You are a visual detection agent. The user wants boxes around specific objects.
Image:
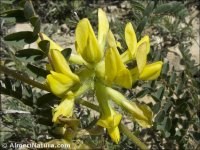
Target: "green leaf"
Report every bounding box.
[137,16,148,35]
[143,1,154,17]
[130,1,145,12]
[136,89,149,98]
[4,31,38,44]
[162,117,172,131]
[27,63,50,78]
[61,48,72,60]
[24,0,35,19]
[161,62,169,75]
[30,16,41,36]
[169,71,177,85]
[151,86,165,101]
[15,49,44,58]
[0,9,27,23]
[175,81,183,95]
[37,93,58,108]
[163,100,173,113]
[154,1,189,18]
[155,110,165,123]
[38,40,50,55]
[164,130,171,138]
[152,103,160,114]
[177,102,188,113]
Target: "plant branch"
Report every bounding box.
[119,123,149,150]
[0,65,50,92]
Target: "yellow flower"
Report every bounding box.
[106,87,153,128]
[120,22,163,83]
[75,9,109,64]
[46,71,77,97]
[120,22,137,63]
[37,9,163,144]
[130,35,163,83]
[95,82,122,144]
[52,92,74,123]
[46,49,79,97]
[105,30,132,89]
[49,49,79,81]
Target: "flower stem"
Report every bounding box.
[0,65,50,92]
[119,123,149,150]
[75,98,99,112]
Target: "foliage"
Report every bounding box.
[0,0,199,150]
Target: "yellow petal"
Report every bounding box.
[50,49,79,81]
[107,29,117,48]
[105,31,119,84]
[105,47,118,84]
[98,8,109,52]
[46,72,74,97]
[125,22,137,57]
[115,68,132,89]
[75,18,88,55]
[37,33,63,51]
[97,113,122,129]
[52,95,74,123]
[137,35,150,54]
[120,50,133,63]
[139,61,163,80]
[50,71,75,85]
[75,18,102,63]
[136,38,147,74]
[107,127,120,144]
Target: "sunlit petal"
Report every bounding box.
[52,93,74,123]
[98,8,109,52]
[139,61,163,80]
[49,49,79,81]
[105,30,132,88]
[115,68,132,89]
[125,22,137,57]
[46,72,75,97]
[107,127,120,144]
[136,38,147,74]
[75,18,102,63]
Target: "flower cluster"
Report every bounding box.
[37,9,163,143]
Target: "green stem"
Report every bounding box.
[119,123,148,150]
[0,65,50,92]
[0,65,148,149]
[75,99,99,112]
